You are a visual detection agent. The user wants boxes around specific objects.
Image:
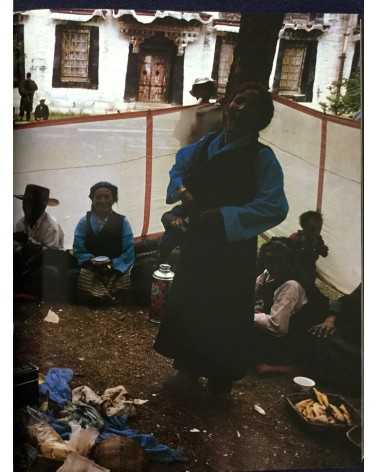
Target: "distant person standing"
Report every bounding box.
[18,72,38,121]
[34,98,49,121]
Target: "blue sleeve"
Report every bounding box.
[220,147,289,242]
[166,142,198,204]
[111,217,135,274]
[73,217,95,266]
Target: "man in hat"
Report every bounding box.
[14,184,65,299]
[34,99,50,121]
[174,77,222,147]
[18,72,38,121]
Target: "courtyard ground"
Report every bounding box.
[14,297,362,472]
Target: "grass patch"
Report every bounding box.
[48,112,90,120]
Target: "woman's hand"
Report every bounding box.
[179,188,195,212]
[308,315,336,338]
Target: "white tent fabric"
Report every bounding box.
[14,100,361,293]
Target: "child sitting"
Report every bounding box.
[289,210,329,287]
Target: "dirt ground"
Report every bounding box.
[14,300,362,472]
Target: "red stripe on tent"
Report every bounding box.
[141,110,153,237]
[316,118,328,211]
[272,95,361,129]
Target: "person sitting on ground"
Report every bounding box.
[305,284,361,393]
[289,210,329,287]
[14,184,64,300]
[252,238,326,374]
[34,98,49,121]
[73,181,135,305]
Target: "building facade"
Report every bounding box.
[13,10,361,115]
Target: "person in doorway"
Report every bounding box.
[14,184,65,300]
[154,82,289,397]
[73,182,135,305]
[34,98,49,121]
[18,72,38,121]
[289,210,329,287]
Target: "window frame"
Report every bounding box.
[52,23,99,89]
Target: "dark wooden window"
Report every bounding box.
[351,41,360,75]
[212,36,236,97]
[273,39,318,102]
[278,46,307,92]
[14,24,25,88]
[52,24,99,89]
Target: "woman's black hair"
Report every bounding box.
[228,81,274,131]
[299,210,323,229]
[258,238,293,277]
[89,181,118,202]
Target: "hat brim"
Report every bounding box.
[14,194,60,206]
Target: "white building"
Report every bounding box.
[13,9,360,114]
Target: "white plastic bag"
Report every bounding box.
[66,423,99,457]
[57,452,110,472]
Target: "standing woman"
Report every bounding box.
[73,182,135,304]
[154,82,289,396]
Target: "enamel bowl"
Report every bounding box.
[293,376,316,392]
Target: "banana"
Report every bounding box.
[339,404,352,425]
[313,388,329,408]
[313,414,329,424]
[329,404,346,423]
[296,399,313,408]
[312,402,326,417]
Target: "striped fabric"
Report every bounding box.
[77,266,132,303]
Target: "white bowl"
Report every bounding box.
[293,376,316,391]
[92,256,110,265]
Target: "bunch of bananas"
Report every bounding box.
[295,388,352,425]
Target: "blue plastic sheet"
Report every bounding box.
[97,416,187,463]
[39,368,73,407]
[41,368,187,463]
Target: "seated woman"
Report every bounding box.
[305,284,361,394]
[73,181,135,304]
[252,238,322,374]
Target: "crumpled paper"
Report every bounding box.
[71,384,149,418]
[102,385,136,417]
[72,386,103,407]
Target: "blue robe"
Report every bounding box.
[155,132,289,381]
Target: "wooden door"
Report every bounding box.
[278,46,307,92]
[138,53,170,102]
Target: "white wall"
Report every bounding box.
[182,25,217,105]
[13,10,131,115]
[312,14,358,105]
[14,10,218,113]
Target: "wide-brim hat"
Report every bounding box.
[190,77,215,96]
[14,184,59,206]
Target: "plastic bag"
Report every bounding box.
[101,385,136,417]
[66,423,99,457]
[56,452,110,472]
[27,420,74,461]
